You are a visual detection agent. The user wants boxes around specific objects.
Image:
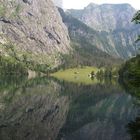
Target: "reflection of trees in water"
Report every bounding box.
[127,116,140,140]
[119,72,140,99]
[120,77,140,140]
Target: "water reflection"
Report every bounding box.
[57,80,139,140]
[127,116,140,140]
[121,79,140,140]
[0,76,69,140]
[0,76,140,140]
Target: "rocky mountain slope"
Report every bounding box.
[58,8,122,68]
[0,0,71,70]
[67,3,140,58]
[67,3,136,32]
[53,0,63,8]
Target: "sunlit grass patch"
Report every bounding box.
[51,66,100,85]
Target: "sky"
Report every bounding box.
[63,0,140,10]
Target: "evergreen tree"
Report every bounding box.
[132,10,140,42]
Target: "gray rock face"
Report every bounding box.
[53,0,63,8]
[0,0,71,68]
[68,3,136,32]
[67,3,140,58]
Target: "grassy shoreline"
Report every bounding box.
[51,66,100,85]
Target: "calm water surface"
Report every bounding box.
[0,76,139,140]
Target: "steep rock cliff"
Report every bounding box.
[68,3,136,32]
[0,0,71,69]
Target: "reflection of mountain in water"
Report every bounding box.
[0,76,69,140]
[57,81,139,140]
[0,76,140,140]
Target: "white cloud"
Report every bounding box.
[63,0,140,10]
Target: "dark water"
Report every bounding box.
[0,76,140,140]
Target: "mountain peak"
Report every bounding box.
[86,3,98,9]
[86,3,134,10]
[67,3,139,58]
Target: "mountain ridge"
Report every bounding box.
[67,3,136,32]
[66,3,140,59]
[58,7,122,68]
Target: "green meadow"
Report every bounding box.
[51,66,101,85]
